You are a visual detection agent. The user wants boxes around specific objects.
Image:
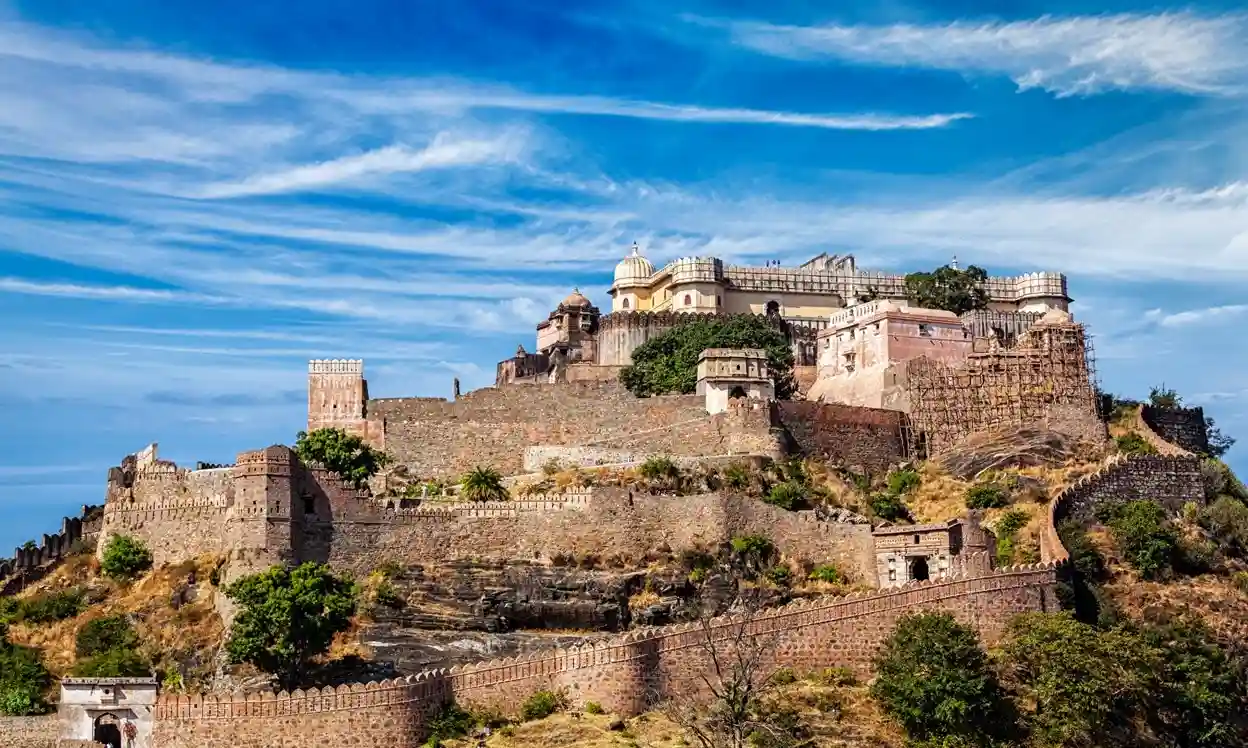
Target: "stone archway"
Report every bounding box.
[728,386,747,400]
[93,713,123,748]
[908,556,930,582]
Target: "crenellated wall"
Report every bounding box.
[1140,404,1209,455]
[150,563,1056,747]
[0,505,102,595]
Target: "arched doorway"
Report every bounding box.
[765,300,780,316]
[93,714,122,748]
[728,386,747,400]
[908,557,930,582]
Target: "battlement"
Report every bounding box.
[235,446,295,466]
[308,359,364,375]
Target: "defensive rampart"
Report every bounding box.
[776,401,910,472]
[367,382,784,477]
[0,506,102,595]
[0,717,60,748]
[151,563,1055,747]
[1140,404,1209,455]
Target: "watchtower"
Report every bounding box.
[307,359,367,432]
[696,348,774,414]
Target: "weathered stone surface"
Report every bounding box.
[936,427,1094,479]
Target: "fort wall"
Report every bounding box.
[0,716,60,748]
[150,564,1055,747]
[368,382,784,478]
[0,506,102,595]
[776,402,909,473]
[1141,405,1209,455]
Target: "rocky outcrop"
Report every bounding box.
[936,427,1097,480]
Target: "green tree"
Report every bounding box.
[998,612,1155,747]
[224,563,357,690]
[459,466,508,502]
[294,428,390,488]
[903,264,990,315]
[619,315,796,398]
[871,612,1013,746]
[71,648,151,678]
[1103,501,1177,580]
[100,535,153,581]
[0,623,51,716]
[1141,619,1248,747]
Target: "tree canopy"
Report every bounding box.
[904,264,990,315]
[224,563,357,690]
[619,315,796,398]
[294,428,390,487]
[0,623,50,716]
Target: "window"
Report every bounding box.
[716,295,721,306]
[303,495,315,516]
[918,324,932,337]
[621,298,630,309]
[913,534,921,545]
[683,294,692,306]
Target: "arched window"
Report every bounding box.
[683,294,692,306]
[622,298,630,309]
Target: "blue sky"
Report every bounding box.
[2,0,1247,552]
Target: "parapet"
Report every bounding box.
[309,359,364,375]
[235,445,296,467]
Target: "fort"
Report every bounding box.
[0,249,1218,748]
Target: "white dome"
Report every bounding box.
[613,244,654,285]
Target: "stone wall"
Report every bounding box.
[1141,405,1209,455]
[776,402,910,473]
[150,564,1056,747]
[304,486,878,581]
[100,465,235,566]
[1053,454,1205,525]
[368,382,783,478]
[0,716,59,748]
[0,506,102,595]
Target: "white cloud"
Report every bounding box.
[197,130,531,199]
[708,13,1248,97]
[1144,304,1248,328]
[0,277,233,305]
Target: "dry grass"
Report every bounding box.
[6,555,225,681]
[437,680,905,748]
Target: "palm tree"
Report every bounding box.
[460,466,508,502]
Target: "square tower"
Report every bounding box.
[307,359,367,432]
[696,348,774,414]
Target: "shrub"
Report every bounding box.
[520,689,567,721]
[765,565,793,586]
[100,535,153,581]
[869,492,910,522]
[1142,619,1248,747]
[992,509,1030,567]
[76,616,139,658]
[1233,571,1248,594]
[964,484,1008,510]
[817,666,857,687]
[808,564,846,584]
[870,612,1013,744]
[9,589,85,623]
[1200,496,1248,558]
[764,481,805,511]
[886,468,921,496]
[770,667,797,685]
[423,702,475,746]
[294,428,389,487]
[583,701,604,715]
[541,458,562,476]
[639,455,678,482]
[0,625,51,716]
[71,648,151,678]
[1105,500,1177,580]
[1115,432,1157,455]
[459,466,508,502]
[722,463,751,490]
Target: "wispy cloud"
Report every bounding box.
[702,13,1248,97]
[0,278,232,305]
[1144,303,1248,328]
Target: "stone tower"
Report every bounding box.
[307,359,367,432]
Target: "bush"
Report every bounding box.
[870,612,1013,744]
[992,509,1030,566]
[71,648,151,678]
[0,625,51,716]
[808,564,846,584]
[76,616,139,657]
[423,702,475,746]
[639,455,678,482]
[964,484,1007,510]
[817,666,857,687]
[7,589,85,624]
[765,565,793,586]
[730,534,776,575]
[294,428,390,488]
[770,667,797,685]
[1233,571,1248,594]
[870,492,910,522]
[886,468,921,496]
[1115,432,1157,455]
[520,689,567,721]
[100,535,153,581]
[583,701,604,715]
[1200,496,1248,558]
[619,315,796,398]
[722,463,751,490]
[1105,501,1177,580]
[764,481,805,511]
